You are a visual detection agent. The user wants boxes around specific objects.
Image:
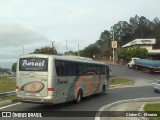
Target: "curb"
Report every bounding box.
[0,99,19,108]
[0,100,12,107]
[109,81,134,88]
[95,97,160,120]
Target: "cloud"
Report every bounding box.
[0,23,50,68]
[0,0,160,68]
[0,23,49,48]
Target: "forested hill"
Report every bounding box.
[80,15,160,58]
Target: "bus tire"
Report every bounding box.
[102,85,105,94]
[75,90,83,103]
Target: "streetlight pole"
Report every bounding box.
[112,31,115,63]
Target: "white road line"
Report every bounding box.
[109,84,152,89]
[0,102,22,110]
[95,97,160,120]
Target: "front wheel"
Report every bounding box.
[102,85,106,94]
[128,65,131,69]
[154,89,158,93]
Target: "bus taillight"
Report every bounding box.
[16,86,19,91]
[48,88,54,91]
[48,88,54,95]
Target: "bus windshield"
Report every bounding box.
[19,58,48,71]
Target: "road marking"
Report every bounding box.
[95,97,160,120]
[109,84,152,89]
[0,102,21,110]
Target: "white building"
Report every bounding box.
[122,38,160,60]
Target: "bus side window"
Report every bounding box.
[102,65,105,75]
[72,62,77,76]
[106,66,109,79]
[75,62,79,75]
[60,61,67,76]
[55,60,61,76]
[66,61,73,76]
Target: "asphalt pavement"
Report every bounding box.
[1,63,160,120]
[97,77,160,120]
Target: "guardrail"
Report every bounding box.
[0,91,16,101]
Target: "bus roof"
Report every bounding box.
[19,54,106,65]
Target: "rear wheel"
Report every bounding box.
[102,85,106,94]
[75,90,83,103]
[154,89,158,93]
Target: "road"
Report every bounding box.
[0,64,160,120]
[108,63,160,81]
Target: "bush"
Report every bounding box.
[119,47,148,62]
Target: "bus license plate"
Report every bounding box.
[25,92,41,96]
[30,92,36,96]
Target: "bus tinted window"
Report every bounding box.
[19,58,48,71]
[55,60,105,76]
[55,60,76,76]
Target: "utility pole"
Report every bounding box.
[112,31,115,63]
[78,43,80,56]
[65,40,68,55]
[51,41,55,54]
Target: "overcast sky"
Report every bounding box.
[0,0,160,68]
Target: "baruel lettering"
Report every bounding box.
[57,79,68,85]
[22,60,45,67]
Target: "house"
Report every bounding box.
[122,38,160,60]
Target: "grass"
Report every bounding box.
[0,96,17,101]
[0,77,17,101]
[0,77,16,93]
[109,77,133,85]
[143,103,160,120]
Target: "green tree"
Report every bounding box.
[32,46,57,55]
[12,63,17,72]
[81,44,101,58]
[111,21,133,45]
[79,15,160,61]
[119,47,148,62]
[152,17,160,39]
[0,67,9,72]
[130,15,153,38]
[97,30,112,57]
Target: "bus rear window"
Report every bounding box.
[19,58,48,71]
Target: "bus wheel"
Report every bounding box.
[102,85,105,94]
[75,90,83,103]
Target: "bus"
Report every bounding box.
[16,54,109,104]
